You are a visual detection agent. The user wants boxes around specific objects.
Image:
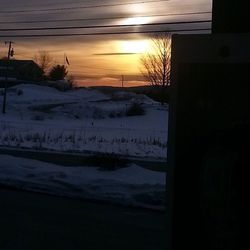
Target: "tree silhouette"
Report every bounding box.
[49,65,68,81]
[140,34,171,87]
[34,51,53,74]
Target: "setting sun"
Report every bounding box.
[1,0,212,87]
[122,16,151,25]
[120,40,150,54]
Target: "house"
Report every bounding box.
[0,60,43,87]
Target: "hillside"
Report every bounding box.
[0,84,168,159]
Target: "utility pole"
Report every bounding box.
[2,41,14,114]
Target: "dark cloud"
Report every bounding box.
[93,52,140,56]
[0,1,212,45]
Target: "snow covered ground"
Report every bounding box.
[0,154,165,210]
[0,83,167,210]
[0,84,168,159]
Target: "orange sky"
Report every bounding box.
[0,0,212,87]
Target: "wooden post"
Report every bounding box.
[168,1,250,250]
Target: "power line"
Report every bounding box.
[4,0,94,9]
[0,28,211,38]
[0,11,212,24]
[0,0,170,14]
[0,20,211,32]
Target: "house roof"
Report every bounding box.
[0,60,38,69]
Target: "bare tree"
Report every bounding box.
[34,51,53,74]
[140,34,171,87]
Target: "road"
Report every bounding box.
[0,187,166,250]
[0,146,167,171]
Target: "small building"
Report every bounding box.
[0,60,43,87]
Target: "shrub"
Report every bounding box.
[51,81,72,91]
[126,103,145,116]
[48,65,67,81]
[17,89,23,96]
[84,153,128,171]
[108,109,125,118]
[31,114,45,121]
[66,74,76,88]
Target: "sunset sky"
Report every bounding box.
[0,0,212,87]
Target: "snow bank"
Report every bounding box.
[0,155,166,210]
[10,84,108,103]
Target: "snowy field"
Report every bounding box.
[0,154,165,210]
[0,84,168,159]
[0,83,167,209]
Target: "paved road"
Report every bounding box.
[0,187,166,250]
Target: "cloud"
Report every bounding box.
[106,74,145,81]
[0,0,212,87]
[74,73,147,87]
[93,52,140,56]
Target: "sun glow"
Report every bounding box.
[122,16,151,25]
[120,40,150,54]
